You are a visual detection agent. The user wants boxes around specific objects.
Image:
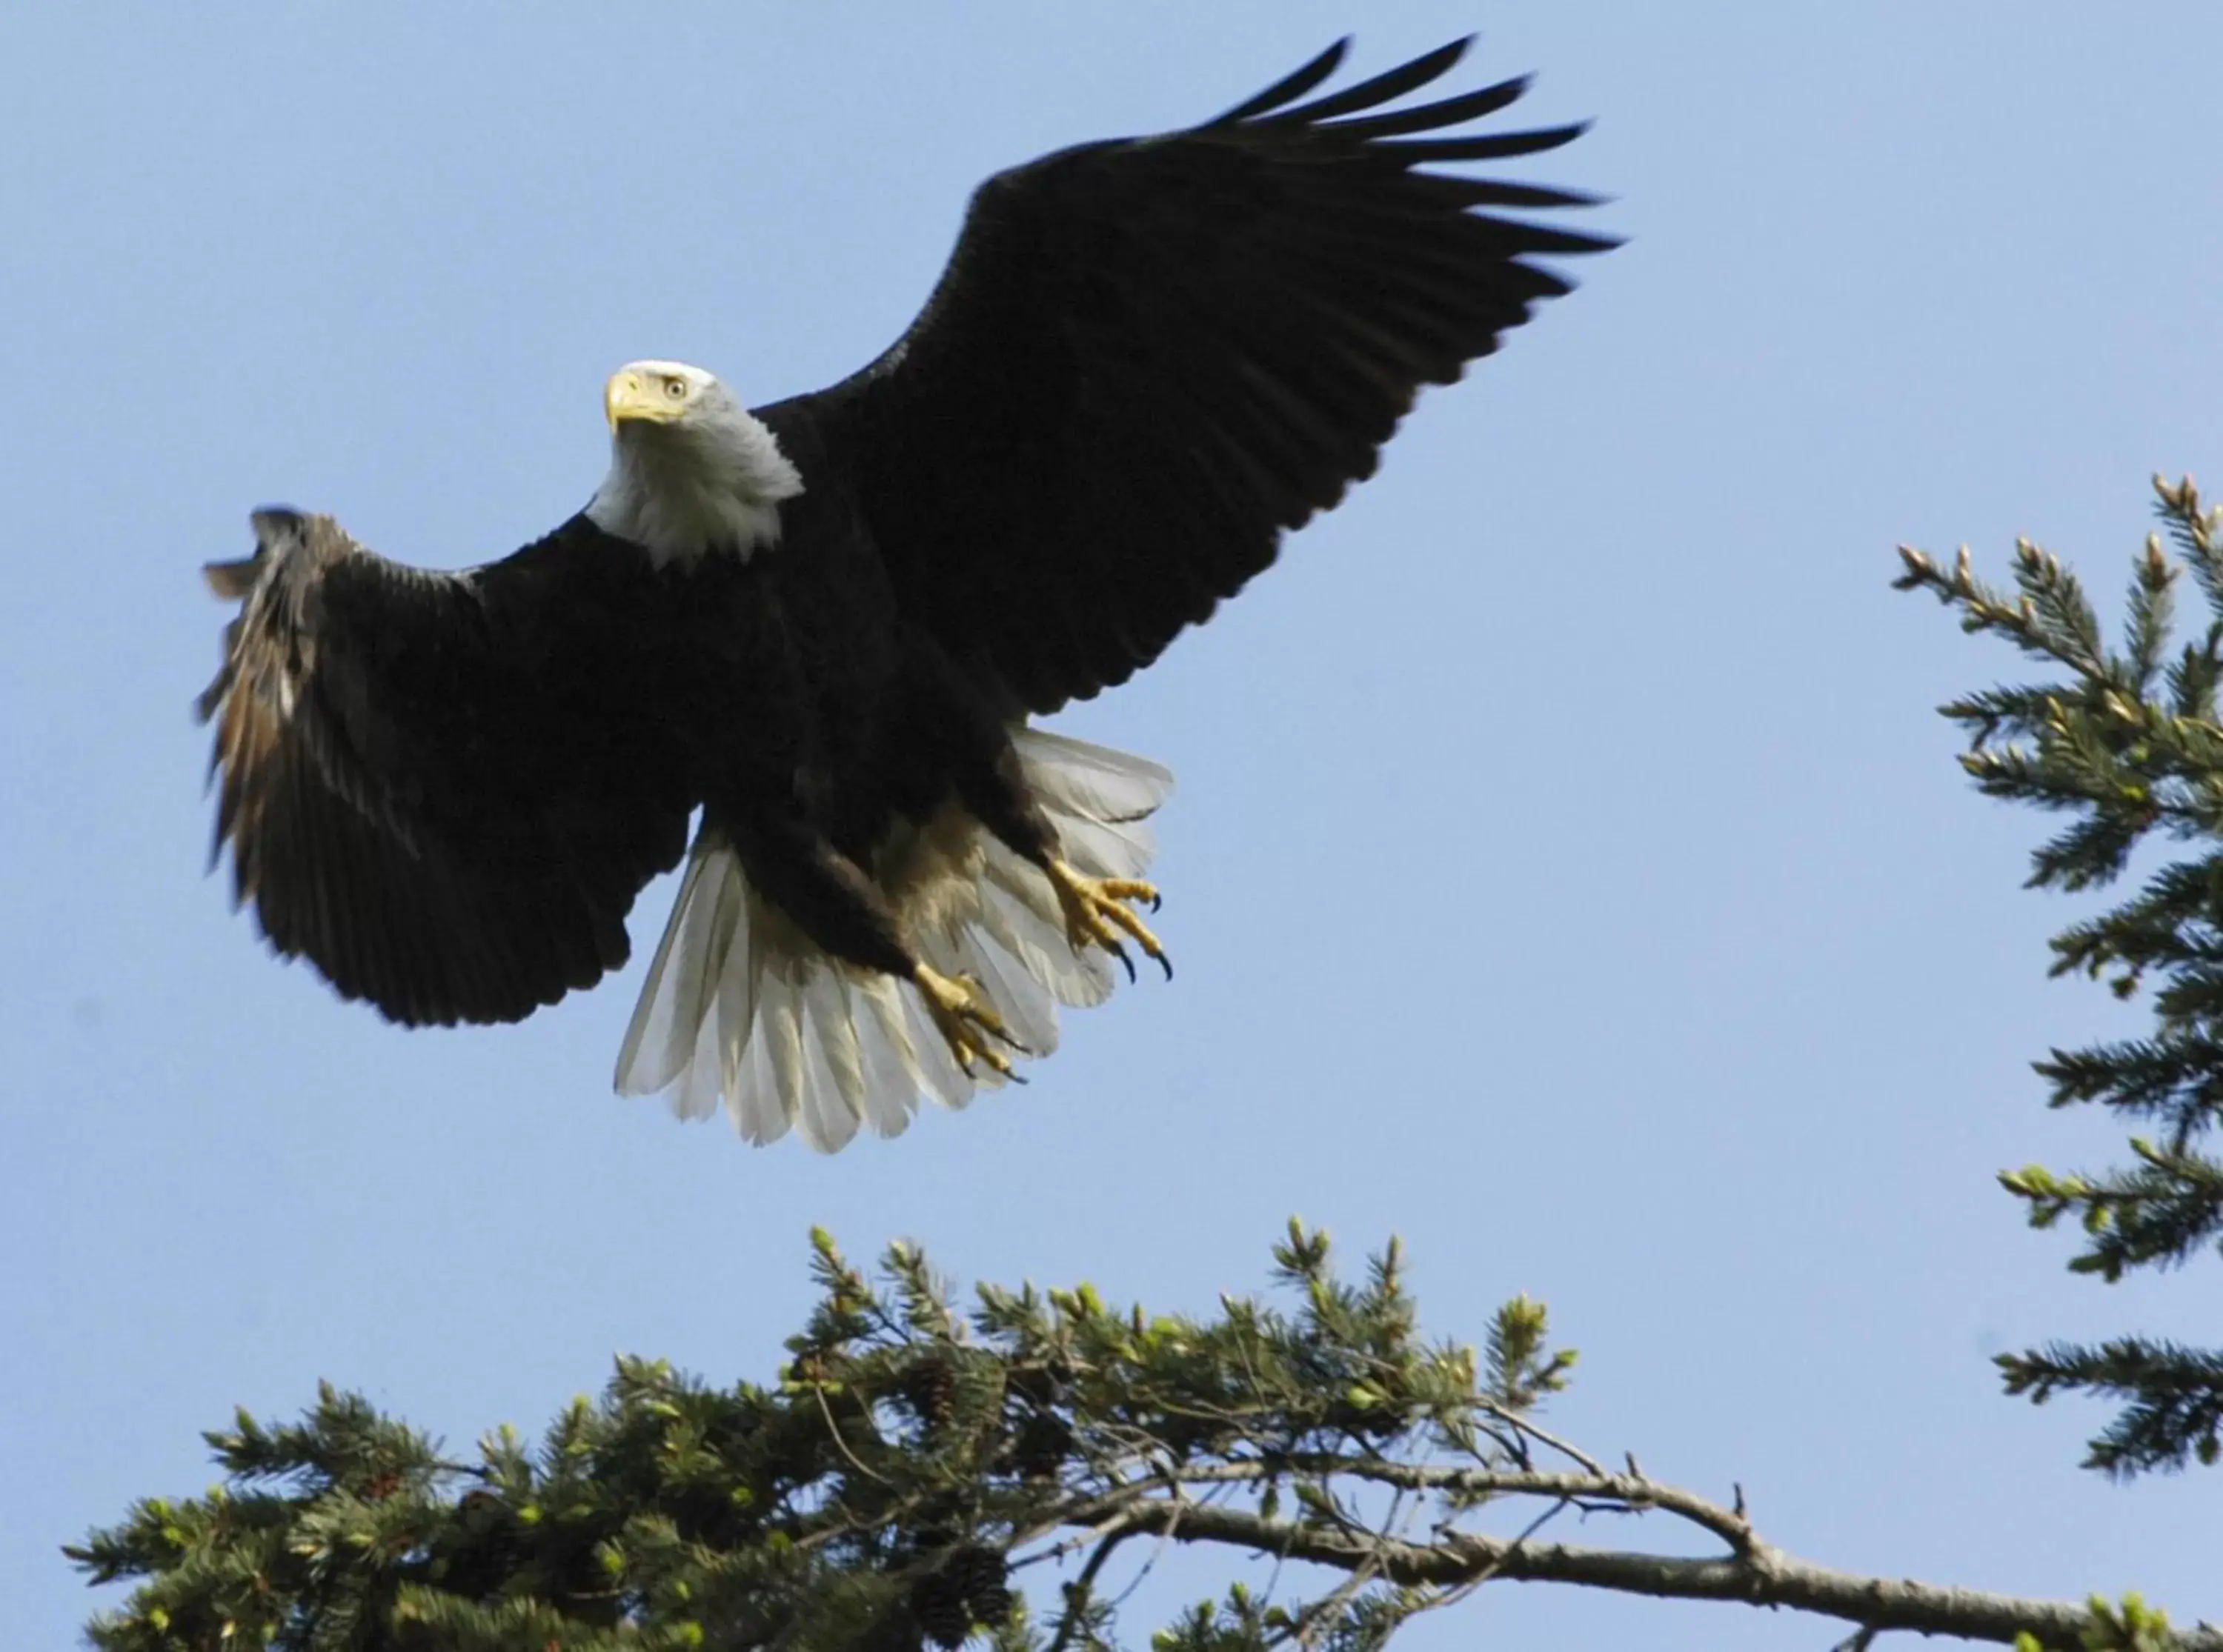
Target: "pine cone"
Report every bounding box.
[971,1577,1014,1629]
[910,1566,971,1650]
[902,1358,960,1430]
[908,1543,1010,1648]
[949,1545,1012,1628]
[1006,1413,1071,1481]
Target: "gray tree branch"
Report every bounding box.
[1047,1463,2220,1649]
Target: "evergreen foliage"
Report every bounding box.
[70,1228,2216,1648]
[1897,473,2223,1476]
[68,1224,1578,1652]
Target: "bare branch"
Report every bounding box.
[1089,1475,2220,1648]
[1477,1400,1607,1476]
[1161,1459,1756,1555]
[809,1382,891,1488]
[1042,1518,1136,1652]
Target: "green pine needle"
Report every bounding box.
[1902,472,2223,1477]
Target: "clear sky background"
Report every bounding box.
[3,3,2219,1645]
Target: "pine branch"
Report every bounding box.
[1998,1339,2223,1476]
[1109,1492,2209,1651]
[1901,471,2223,1478]
[68,1228,2216,1651]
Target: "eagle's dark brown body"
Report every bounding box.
[197,38,1612,1147]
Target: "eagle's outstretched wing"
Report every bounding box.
[768,37,1613,715]
[197,509,698,1025]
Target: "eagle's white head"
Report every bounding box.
[585,359,804,566]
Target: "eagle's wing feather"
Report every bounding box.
[769,36,1612,714]
[198,509,697,1025]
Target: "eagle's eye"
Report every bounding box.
[665,379,688,401]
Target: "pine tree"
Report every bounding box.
[1897,473,2223,1476]
[69,1226,2214,1649]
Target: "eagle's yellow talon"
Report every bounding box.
[1049,862,1172,981]
[913,964,1028,1079]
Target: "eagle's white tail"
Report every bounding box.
[613,727,1174,1151]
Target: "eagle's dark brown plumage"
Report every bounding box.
[197,38,1613,1149]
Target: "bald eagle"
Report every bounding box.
[197,38,1611,1150]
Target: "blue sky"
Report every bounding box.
[4,3,2219,1644]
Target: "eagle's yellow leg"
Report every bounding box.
[912,964,1026,1081]
[1049,860,1171,981]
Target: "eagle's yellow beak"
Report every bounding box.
[605,370,682,432]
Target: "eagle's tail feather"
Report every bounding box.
[1013,727,1174,882]
[612,727,1173,1151]
[612,844,733,1108]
